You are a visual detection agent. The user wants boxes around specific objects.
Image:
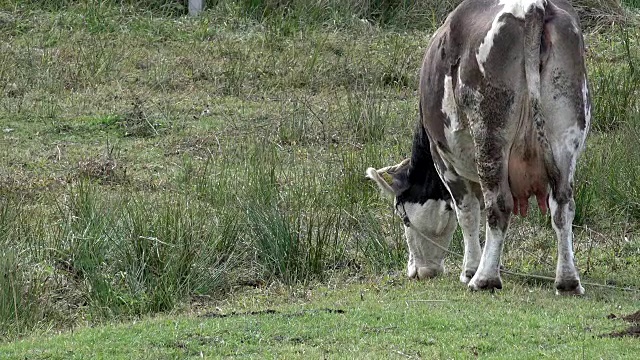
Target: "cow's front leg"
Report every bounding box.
[431,152,483,284]
[442,176,482,284]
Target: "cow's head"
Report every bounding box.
[366,159,457,279]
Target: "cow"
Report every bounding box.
[366,0,590,295]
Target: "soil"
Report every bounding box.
[622,310,640,323]
[602,310,640,338]
[605,325,640,338]
[199,308,345,318]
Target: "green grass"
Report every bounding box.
[0,0,639,351]
[0,276,638,359]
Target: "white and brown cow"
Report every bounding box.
[367,0,590,294]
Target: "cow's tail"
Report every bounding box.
[524,1,560,183]
[523,0,546,121]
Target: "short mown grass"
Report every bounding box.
[0,276,639,359]
[0,0,639,348]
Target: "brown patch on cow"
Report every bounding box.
[496,193,509,214]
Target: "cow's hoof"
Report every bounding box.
[408,265,440,280]
[555,279,585,296]
[459,269,476,284]
[468,275,502,291]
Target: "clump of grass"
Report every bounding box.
[275,100,311,146]
[274,97,328,146]
[0,196,68,339]
[228,0,458,29]
[573,0,628,28]
[115,196,239,313]
[0,250,41,338]
[351,208,406,273]
[575,113,640,228]
[76,143,128,184]
[589,28,639,132]
[219,48,250,96]
[622,0,640,9]
[245,201,336,284]
[205,142,352,285]
[118,97,161,137]
[0,199,42,337]
[8,0,189,16]
[339,89,389,144]
[50,183,241,318]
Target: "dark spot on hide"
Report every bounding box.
[480,83,514,130]
[437,140,450,153]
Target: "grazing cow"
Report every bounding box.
[366,0,590,294]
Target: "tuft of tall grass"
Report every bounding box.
[0,197,53,338]
[245,201,342,284]
[351,208,406,273]
[225,0,459,29]
[590,59,639,133]
[114,195,239,313]
[339,89,389,144]
[589,27,639,132]
[575,113,640,227]
[576,27,640,227]
[236,143,347,284]
[0,181,243,334]
[622,0,640,9]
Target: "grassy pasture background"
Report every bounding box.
[0,0,639,342]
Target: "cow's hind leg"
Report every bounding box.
[545,135,585,295]
[549,174,584,295]
[540,1,589,295]
[467,131,513,290]
[456,87,514,291]
[468,170,512,291]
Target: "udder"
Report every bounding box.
[508,151,549,217]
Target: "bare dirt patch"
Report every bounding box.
[602,310,640,338]
[199,308,345,319]
[622,310,640,323]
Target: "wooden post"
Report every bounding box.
[188,0,204,16]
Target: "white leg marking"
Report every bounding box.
[468,225,504,290]
[442,75,462,131]
[581,76,591,136]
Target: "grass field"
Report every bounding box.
[1,0,639,355]
[1,277,639,359]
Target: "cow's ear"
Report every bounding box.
[366,159,410,198]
